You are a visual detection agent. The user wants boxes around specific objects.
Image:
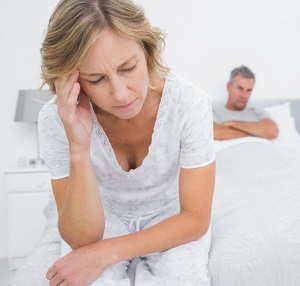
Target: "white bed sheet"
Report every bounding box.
[210,139,300,286]
[10,139,300,286]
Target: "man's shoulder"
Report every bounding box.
[248,106,270,119]
[212,103,228,123]
[212,104,260,123]
[212,102,229,114]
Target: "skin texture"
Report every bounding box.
[46,28,215,286]
[214,75,278,140]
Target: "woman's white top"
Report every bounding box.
[38,71,215,216]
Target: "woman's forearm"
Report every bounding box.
[58,149,105,249]
[98,210,210,269]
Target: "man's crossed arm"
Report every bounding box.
[213,119,278,140]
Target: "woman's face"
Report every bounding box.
[79,29,149,120]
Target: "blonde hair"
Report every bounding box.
[41,0,169,93]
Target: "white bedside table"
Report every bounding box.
[4,165,53,270]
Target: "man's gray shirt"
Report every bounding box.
[213,104,270,124]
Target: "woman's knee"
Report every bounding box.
[146,240,210,278]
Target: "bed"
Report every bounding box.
[10,99,300,286]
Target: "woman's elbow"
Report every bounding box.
[195,222,210,240]
[188,215,211,241]
[58,223,104,250]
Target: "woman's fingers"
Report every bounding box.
[49,274,65,286]
[55,70,80,104]
[64,70,80,103]
[54,69,92,149]
[55,70,81,120]
[78,88,90,110]
[46,264,57,280]
[46,264,66,286]
[66,82,81,111]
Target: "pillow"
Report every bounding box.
[264,102,300,152]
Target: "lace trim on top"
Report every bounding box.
[90,72,174,176]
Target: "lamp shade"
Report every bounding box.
[14,89,53,122]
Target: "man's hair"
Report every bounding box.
[40,0,169,93]
[229,65,255,83]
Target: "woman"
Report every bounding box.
[38,0,215,285]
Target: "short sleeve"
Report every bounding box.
[212,105,222,124]
[38,103,70,179]
[179,93,215,168]
[254,107,271,120]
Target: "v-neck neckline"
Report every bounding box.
[90,72,172,176]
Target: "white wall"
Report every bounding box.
[0,0,300,258]
[0,0,59,258]
[138,0,300,101]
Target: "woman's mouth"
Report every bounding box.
[113,99,136,109]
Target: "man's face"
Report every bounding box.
[226,75,255,111]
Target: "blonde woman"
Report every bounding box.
[38,0,215,285]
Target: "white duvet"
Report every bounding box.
[210,138,300,286]
[10,139,300,286]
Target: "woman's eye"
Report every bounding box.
[87,66,136,85]
[88,77,104,85]
[121,65,136,73]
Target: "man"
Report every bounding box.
[213,65,278,140]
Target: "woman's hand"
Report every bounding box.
[46,242,108,286]
[55,70,93,153]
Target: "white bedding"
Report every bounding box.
[210,139,300,286]
[10,139,300,286]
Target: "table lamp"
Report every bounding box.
[14,89,53,165]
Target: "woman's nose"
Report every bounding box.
[110,76,129,103]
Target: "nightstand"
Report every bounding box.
[4,165,53,270]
